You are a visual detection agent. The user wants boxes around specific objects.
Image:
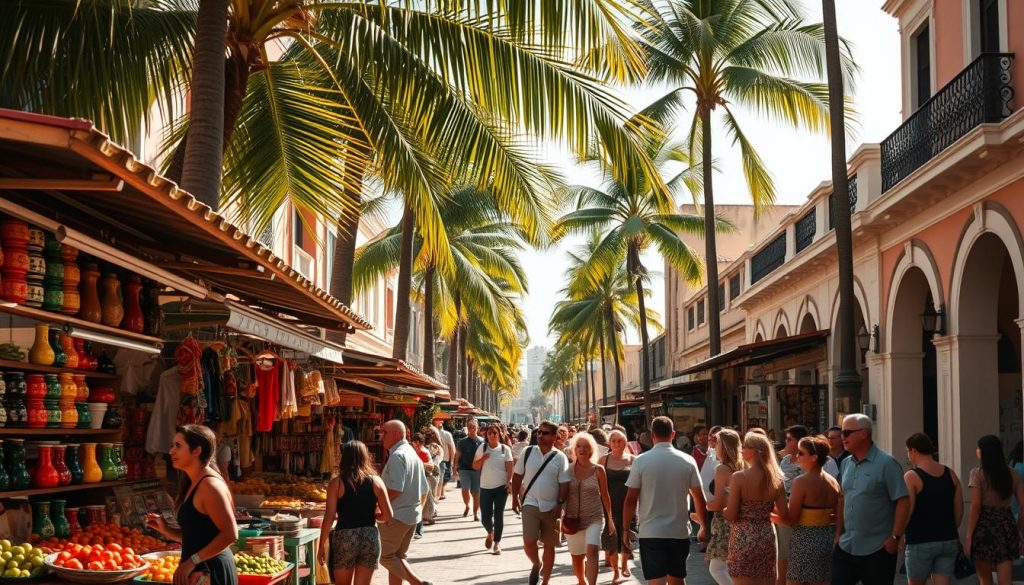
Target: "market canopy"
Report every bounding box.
[0,109,370,333]
[334,348,449,397]
[678,330,830,376]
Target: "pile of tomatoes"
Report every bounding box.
[49,543,146,572]
[34,523,169,555]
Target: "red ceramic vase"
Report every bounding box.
[32,444,60,488]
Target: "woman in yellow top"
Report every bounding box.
[784,436,840,585]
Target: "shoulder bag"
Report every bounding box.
[521,446,558,501]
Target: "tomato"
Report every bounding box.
[66,559,84,570]
[124,548,136,557]
[107,543,123,552]
[58,551,72,561]
[87,561,103,571]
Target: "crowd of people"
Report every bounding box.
[303,415,1024,585]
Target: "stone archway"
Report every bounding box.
[950,208,1024,477]
[799,313,817,334]
[888,266,935,445]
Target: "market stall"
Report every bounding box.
[0,109,381,585]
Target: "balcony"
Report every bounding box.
[881,53,1014,192]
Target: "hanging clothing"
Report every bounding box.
[200,348,224,421]
[146,368,182,454]
[279,361,298,420]
[113,349,159,395]
[237,397,254,469]
[254,357,281,432]
[176,337,204,397]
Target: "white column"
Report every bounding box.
[876,351,924,456]
[932,336,956,468]
[951,334,1001,481]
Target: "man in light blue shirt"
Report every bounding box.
[379,420,432,585]
[833,413,909,585]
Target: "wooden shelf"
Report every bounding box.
[0,302,163,346]
[0,478,148,499]
[0,358,120,379]
[0,428,122,437]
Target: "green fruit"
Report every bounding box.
[10,546,24,557]
[2,568,17,577]
[1,552,11,561]
[5,560,17,570]
[19,570,30,577]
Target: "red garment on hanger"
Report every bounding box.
[254,357,282,432]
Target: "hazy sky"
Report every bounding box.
[521,0,902,348]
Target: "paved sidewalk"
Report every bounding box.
[370,481,715,584]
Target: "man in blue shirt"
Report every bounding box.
[380,420,432,585]
[832,413,909,585]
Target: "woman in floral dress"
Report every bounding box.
[706,429,743,585]
[966,434,1024,585]
[724,432,788,585]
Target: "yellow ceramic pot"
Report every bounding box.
[28,323,55,365]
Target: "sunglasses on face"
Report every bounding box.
[842,428,864,437]
[536,430,552,436]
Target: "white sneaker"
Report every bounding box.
[492,543,501,555]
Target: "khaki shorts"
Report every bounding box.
[522,505,560,546]
[378,520,416,578]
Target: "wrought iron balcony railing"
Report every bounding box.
[881,53,1014,192]
[827,175,857,231]
[751,233,787,284]
[795,208,816,253]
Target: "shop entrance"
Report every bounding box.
[955,232,1022,470]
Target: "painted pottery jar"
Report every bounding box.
[25,374,46,401]
[80,443,101,483]
[61,333,78,369]
[102,406,122,430]
[73,374,89,402]
[65,444,83,484]
[28,323,55,365]
[42,282,63,312]
[44,374,61,401]
[26,399,46,428]
[99,443,118,481]
[61,247,80,315]
[0,220,29,246]
[24,280,43,308]
[51,500,71,538]
[1,271,28,304]
[0,441,7,490]
[76,402,91,429]
[99,272,124,327]
[52,447,71,486]
[2,245,28,275]
[122,275,144,334]
[78,263,102,323]
[3,372,26,428]
[48,327,65,367]
[58,373,77,404]
[60,400,77,429]
[32,501,55,539]
[25,228,45,252]
[5,439,30,489]
[26,249,44,282]
[65,507,82,533]
[32,444,60,488]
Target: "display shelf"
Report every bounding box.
[0,302,163,346]
[0,478,148,499]
[0,358,120,379]
[0,427,122,437]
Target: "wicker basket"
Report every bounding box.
[241,536,285,561]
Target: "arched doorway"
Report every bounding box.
[954,232,1022,472]
[889,267,938,444]
[799,313,817,335]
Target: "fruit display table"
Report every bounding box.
[281,529,318,585]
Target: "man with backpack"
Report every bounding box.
[511,420,571,585]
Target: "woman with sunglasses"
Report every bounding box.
[725,432,788,585]
[784,436,840,585]
[473,424,514,554]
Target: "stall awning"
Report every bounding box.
[679,330,830,376]
[334,348,449,396]
[0,109,370,333]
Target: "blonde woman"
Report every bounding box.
[564,432,614,585]
[725,432,788,585]
[600,430,637,584]
[706,429,744,585]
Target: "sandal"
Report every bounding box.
[621,565,630,578]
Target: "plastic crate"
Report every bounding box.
[236,563,294,585]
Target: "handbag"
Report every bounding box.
[954,543,975,579]
[561,474,582,535]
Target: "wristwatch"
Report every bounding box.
[190,553,202,566]
[889,534,900,542]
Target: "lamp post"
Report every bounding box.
[922,304,945,336]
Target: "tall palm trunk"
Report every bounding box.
[598,327,609,408]
[459,323,469,400]
[822,0,860,405]
[607,310,622,404]
[180,0,227,209]
[422,266,435,375]
[700,108,723,425]
[629,244,654,425]
[448,294,461,397]
[589,357,597,424]
[392,203,416,360]
[167,53,252,185]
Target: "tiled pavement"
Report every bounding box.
[369,481,713,585]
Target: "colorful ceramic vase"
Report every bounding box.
[99,273,124,327]
[78,263,102,323]
[65,507,82,533]
[144,282,164,338]
[28,323,54,365]
[48,326,65,367]
[26,228,44,252]
[5,438,30,489]
[3,372,26,428]
[61,245,81,316]
[51,500,71,538]
[99,443,118,481]
[65,443,83,485]
[53,445,71,486]
[61,333,78,369]
[25,374,45,401]
[0,441,8,491]
[32,443,60,488]
[80,443,102,484]
[122,275,145,333]
[32,501,55,539]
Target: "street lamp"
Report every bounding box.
[921,304,945,336]
[857,324,879,358]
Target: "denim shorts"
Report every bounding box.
[459,469,481,493]
[905,539,958,580]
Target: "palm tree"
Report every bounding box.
[352,188,529,377]
[555,139,712,422]
[636,0,857,423]
[820,0,859,406]
[1,0,664,337]
[541,342,585,422]
[181,0,226,207]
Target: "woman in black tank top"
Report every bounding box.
[317,441,394,585]
[145,425,238,585]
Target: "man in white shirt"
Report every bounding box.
[511,420,570,585]
[434,419,456,499]
[623,416,707,585]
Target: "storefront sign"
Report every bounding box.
[336,393,364,408]
[225,303,345,364]
[666,396,705,408]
